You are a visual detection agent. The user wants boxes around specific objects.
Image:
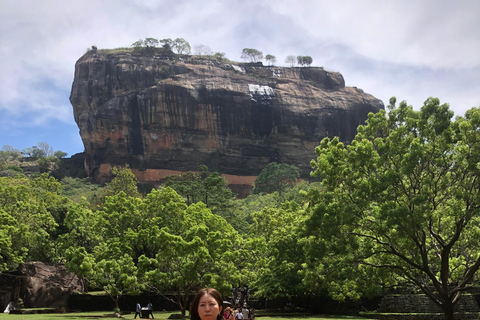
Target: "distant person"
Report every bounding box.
[190,288,224,320]
[248,308,254,320]
[236,310,244,320]
[147,301,154,319]
[241,303,249,320]
[134,302,141,319]
[224,307,234,320]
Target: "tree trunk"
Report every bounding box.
[442,300,455,320]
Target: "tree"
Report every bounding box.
[0,209,27,273]
[101,166,141,199]
[131,39,144,49]
[306,97,480,320]
[172,38,191,55]
[0,173,68,264]
[0,146,22,173]
[247,201,307,300]
[64,246,95,292]
[264,54,276,66]
[144,37,159,48]
[297,55,313,66]
[163,165,247,231]
[20,142,66,172]
[194,44,213,56]
[137,202,240,315]
[163,165,236,216]
[214,52,226,62]
[60,177,102,204]
[241,48,263,63]
[252,162,301,194]
[285,55,296,67]
[60,200,102,253]
[160,38,173,50]
[91,254,141,310]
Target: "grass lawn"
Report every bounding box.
[0,311,372,320]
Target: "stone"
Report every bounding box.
[21,262,83,308]
[70,50,384,189]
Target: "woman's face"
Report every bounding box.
[198,293,222,320]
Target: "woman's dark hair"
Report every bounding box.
[190,288,224,320]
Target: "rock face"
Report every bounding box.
[70,49,384,186]
[21,262,83,308]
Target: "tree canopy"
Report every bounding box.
[7,94,480,318]
[297,55,313,66]
[306,97,480,320]
[265,54,276,66]
[241,48,263,63]
[252,162,301,195]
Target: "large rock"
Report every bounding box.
[70,50,384,187]
[21,262,82,309]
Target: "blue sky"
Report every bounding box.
[1,0,480,157]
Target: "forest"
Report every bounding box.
[2,97,480,320]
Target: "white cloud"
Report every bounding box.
[0,0,479,155]
[272,0,480,69]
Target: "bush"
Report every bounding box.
[7,165,23,172]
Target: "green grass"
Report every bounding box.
[0,311,370,320]
[98,47,134,55]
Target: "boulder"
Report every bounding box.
[21,262,83,309]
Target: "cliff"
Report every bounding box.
[70,49,384,190]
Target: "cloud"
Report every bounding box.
[0,0,479,155]
[272,0,480,69]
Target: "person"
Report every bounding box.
[190,288,224,320]
[224,307,234,320]
[134,302,141,319]
[236,309,244,320]
[147,301,154,319]
[248,308,254,320]
[241,303,249,320]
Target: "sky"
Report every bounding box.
[1,0,480,157]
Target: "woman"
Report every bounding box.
[190,288,224,320]
[224,307,234,320]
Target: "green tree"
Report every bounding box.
[172,38,191,55]
[214,52,226,62]
[60,177,103,204]
[0,173,68,264]
[144,37,159,48]
[252,162,301,195]
[128,187,189,259]
[101,166,141,199]
[160,38,173,50]
[138,202,240,315]
[306,97,480,320]
[0,145,22,163]
[297,55,313,66]
[241,48,263,63]
[59,200,102,253]
[0,209,27,273]
[20,142,67,173]
[236,180,315,226]
[247,201,307,301]
[91,254,141,310]
[265,54,276,66]
[96,192,143,259]
[163,165,237,221]
[64,246,95,292]
[131,39,144,49]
